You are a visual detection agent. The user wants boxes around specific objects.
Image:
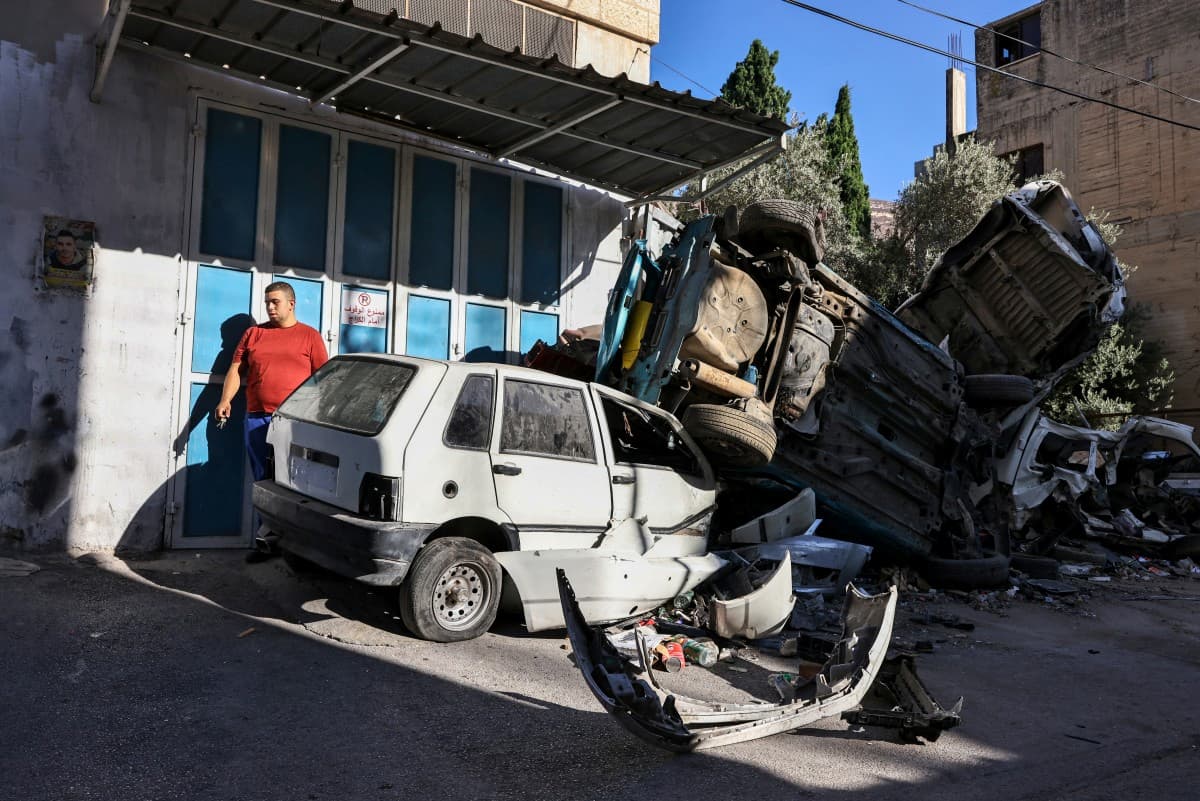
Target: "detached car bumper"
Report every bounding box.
[252,481,434,586]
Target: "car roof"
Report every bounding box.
[332,352,592,389]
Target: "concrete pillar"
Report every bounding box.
[946,67,967,152]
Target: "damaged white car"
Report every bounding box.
[254,356,728,641]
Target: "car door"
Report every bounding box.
[491,373,613,548]
[592,386,717,533]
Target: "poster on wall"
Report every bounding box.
[41,216,96,289]
[340,286,389,354]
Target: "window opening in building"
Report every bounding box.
[1002,143,1045,184]
[995,11,1041,66]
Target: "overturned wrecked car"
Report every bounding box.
[564,180,1125,584]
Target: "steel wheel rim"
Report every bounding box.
[431,561,490,631]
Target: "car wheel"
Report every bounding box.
[920,554,1011,590]
[963,374,1034,407]
[682,403,777,468]
[399,537,502,642]
[737,199,825,264]
[1010,553,1059,579]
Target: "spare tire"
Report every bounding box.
[920,554,1012,590]
[964,374,1035,407]
[737,199,825,264]
[681,403,777,468]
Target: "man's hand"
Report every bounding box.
[215,400,232,421]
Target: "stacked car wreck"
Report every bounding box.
[586,180,1125,581]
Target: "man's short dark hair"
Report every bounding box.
[56,229,75,239]
[264,281,296,302]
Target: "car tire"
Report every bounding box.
[737,199,825,264]
[920,554,1012,590]
[682,403,777,468]
[399,537,502,642]
[963,374,1035,407]
[1010,553,1059,579]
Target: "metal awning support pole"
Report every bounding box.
[496,98,622,158]
[626,136,786,208]
[91,0,132,102]
[310,39,411,107]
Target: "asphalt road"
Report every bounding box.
[2,550,1197,801]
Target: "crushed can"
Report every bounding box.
[653,639,685,672]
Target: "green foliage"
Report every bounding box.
[839,136,1015,308]
[1043,304,1175,427]
[825,85,871,240]
[720,40,792,120]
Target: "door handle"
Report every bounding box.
[612,475,636,485]
[493,463,522,476]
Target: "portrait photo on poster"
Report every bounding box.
[41,216,96,289]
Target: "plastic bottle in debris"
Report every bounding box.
[680,637,719,668]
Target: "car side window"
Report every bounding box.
[444,375,495,450]
[500,380,596,462]
[600,397,701,475]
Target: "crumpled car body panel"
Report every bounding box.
[498,518,725,632]
[558,568,899,751]
[997,412,1200,532]
[709,551,795,639]
[897,180,1125,378]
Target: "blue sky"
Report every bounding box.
[651,0,1038,200]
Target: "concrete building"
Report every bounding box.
[0,0,785,553]
[974,0,1200,425]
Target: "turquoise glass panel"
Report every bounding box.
[464,303,506,363]
[274,125,331,271]
[467,169,510,298]
[343,140,395,280]
[520,310,558,356]
[521,182,563,305]
[408,156,456,290]
[199,109,261,260]
[405,295,450,359]
[272,274,323,331]
[183,382,246,538]
[192,264,253,375]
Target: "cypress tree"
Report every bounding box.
[720,40,792,121]
[826,84,871,240]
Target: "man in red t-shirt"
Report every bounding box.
[216,281,328,559]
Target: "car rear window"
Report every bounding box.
[276,358,415,435]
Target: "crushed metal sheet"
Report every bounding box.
[558,568,924,751]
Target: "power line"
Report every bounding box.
[650,53,721,98]
[778,0,1200,133]
[898,0,1200,105]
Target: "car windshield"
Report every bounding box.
[277,358,415,435]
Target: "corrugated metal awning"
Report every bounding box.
[97,0,789,201]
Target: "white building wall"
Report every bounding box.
[0,2,629,552]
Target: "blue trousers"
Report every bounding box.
[243,413,273,482]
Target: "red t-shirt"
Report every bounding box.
[232,322,329,413]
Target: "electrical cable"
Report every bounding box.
[778,0,1200,133]
[650,54,721,98]
[897,0,1200,105]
